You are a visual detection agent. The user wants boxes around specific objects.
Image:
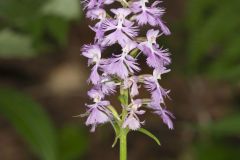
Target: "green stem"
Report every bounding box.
[120,129,127,160]
[119,87,129,160]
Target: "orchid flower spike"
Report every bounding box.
[80,0,174,159]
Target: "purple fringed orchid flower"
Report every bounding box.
[103,42,140,78]
[80,0,174,156]
[123,99,145,130]
[98,74,117,95]
[130,0,171,35]
[144,68,170,106]
[87,9,107,43]
[81,44,104,84]
[84,88,111,132]
[85,100,111,132]
[102,8,139,46]
[139,29,171,69]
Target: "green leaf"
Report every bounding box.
[0,29,36,58]
[41,0,81,20]
[0,87,57,160]
[59,124,88,160]
[138,128,161,146]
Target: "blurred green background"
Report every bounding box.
[0,0,239,159]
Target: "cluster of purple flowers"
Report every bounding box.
[81,0,174,132]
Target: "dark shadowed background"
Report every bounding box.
[0,0,240,160]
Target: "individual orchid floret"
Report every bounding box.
[130,0,171,35]
[88,87,105,101]
[123,99,145,130]
[103,42,140,79]
[84,88,111,132]
[85,100,111,132]
[86,9,107,43]
[81,44,103,84]
[139,29,171,69]
[81,44,101,60]
[101,8,139,46]
[98,74,117,95]
[144,68,170,107]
